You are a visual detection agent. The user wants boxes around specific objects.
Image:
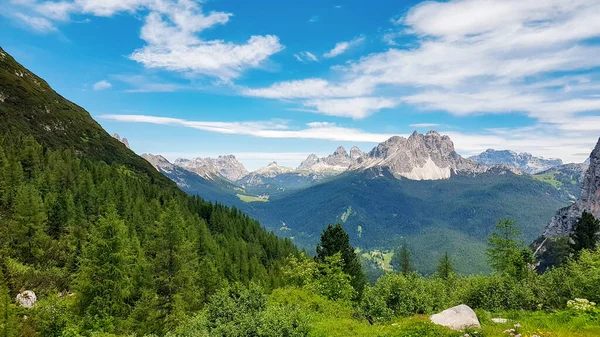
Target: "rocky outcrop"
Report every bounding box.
[430,304,481,330]
[112,133,130,149]
[542,137,600,238]
[141,153,175,173]
[469,149,562,174]
[354,131,486,180]
[175,155,248,181]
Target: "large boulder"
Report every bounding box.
[16,290,37,308]
[430,304,481,330]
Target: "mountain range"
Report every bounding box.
[142,131,588,274]
[469,149,563,174]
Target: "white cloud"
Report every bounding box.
[244,0,600,129]
[14,13,57,32]
[409,123,440,128]
[99,114,395,142]
[15,0,283,80]
[323,36,365,58]
[303,97,398,119]
[101,114,597,164]
[92,80,112,90]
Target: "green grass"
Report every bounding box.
[361,249,394,271]
[236,193,269,202]
[271,288,600,337]
[532,174,564,189]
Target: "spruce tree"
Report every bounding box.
[75,205,131,328]
[10,184,49,264]
[571,211,600,255]
[316,224,366,297]
[436,252,454,280]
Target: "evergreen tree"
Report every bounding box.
[10,184,49,264]
[571,211,600,255]
[391,245,414,275]
[75,205,131,330]
[153,202,199,332]
[436,252,454,280]
[316,224,366,297]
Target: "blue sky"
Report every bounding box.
[2,0,600,170]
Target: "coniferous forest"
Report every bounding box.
[1,42,600,336]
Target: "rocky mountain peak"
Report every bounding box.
[174,155,248,181]
[350,146,363,160]
[469,149,562,174]
[334,146,348,157]
[542,137,600,237]
[358,132,481,180]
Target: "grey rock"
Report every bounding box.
[16,290,36,308]
[175,155,248,181]
[430,304,481,330]
[541,137,600,238]
[469,149,562,174]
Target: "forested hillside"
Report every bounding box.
[0,47,297,335]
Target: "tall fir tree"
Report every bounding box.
[75,205,131,330]
[152,202,200,332]
[571,211,600,255]
[316,224,366,297]
[10,184,49,265]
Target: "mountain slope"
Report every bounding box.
[0,47,167,185]
[242,169,571,274]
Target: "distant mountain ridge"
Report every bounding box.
[469,149,563,174]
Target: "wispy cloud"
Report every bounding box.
[14,13,57,33]
[409,123,440,128]
[92,80,112,91]
[99,114,394,142]
[101,114,596,163]
[323,36,365,58]
[294,51,318,63]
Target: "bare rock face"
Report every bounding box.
[141,153,175,173]
[355,131,486,180]
[430,304,481,330]
[542,137,600,237]
[175,155,248,181]
[16,290,37,308]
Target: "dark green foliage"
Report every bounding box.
[316,224,366,297]
[571,211,600,255]
[0,133,297,336]
[241,169,572,274]
[391,245,414,275]
[436,252,454,280]
[75,205,131,330]
[535,236,572,272]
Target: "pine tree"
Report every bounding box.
[391,245,414,275]
[75,205,131,328]
[436,252,454,280]
[316,224,366,297]
[571,211,600,255]
[10,184,49,264]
